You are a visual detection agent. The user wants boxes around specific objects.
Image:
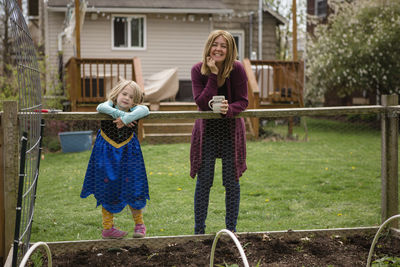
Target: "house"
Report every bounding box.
[37,0,306,143]
[42,0,286,104]
[306,0,329,38]
[26,0,42,47]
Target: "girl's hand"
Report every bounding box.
[127,120,138,128]
[206,56,219,74]
[220,100,229,115]
[113,118,125,129]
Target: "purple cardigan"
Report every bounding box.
[190,60,248,180]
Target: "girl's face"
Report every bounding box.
[116,85,135,111]
[209,35,227,65]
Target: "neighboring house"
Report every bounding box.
[306,0,329,37]
[306,0,375,106]
[26,0,41,46]
[42,0,286,101]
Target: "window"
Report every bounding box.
[229,30,245,61]
[112,15,146,50]
[28,0,39,17]
[315,0,327,17]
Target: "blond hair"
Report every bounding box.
[108,78,144,107]
[201,30,238,79]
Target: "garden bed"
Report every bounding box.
[35,227,400,266]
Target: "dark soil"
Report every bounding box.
[42,233,400,266]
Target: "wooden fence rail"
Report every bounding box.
[1,97,399,265]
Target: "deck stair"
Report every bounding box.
[141,102,256,144]
[142,102,197,144]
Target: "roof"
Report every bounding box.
[263,6,287,25]
[46,0,233,14]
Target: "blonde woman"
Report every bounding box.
[190,30,248,234]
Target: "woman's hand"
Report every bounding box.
[113,117,125,129]
[206,56,219,75]
[220,100,229,115]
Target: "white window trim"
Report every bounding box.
[229,30,245,61]
[315,0,327,17]
[111,14,147,51]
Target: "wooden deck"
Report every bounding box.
[64,57,304,143]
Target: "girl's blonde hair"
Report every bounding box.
[108,78,144,107]
[201,30,238,79]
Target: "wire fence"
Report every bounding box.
[2,0,43,266]
[31,104,398,245]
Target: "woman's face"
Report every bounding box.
[209,35,227,65]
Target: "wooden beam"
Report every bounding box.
[242,58,260,139]
[133,57,144,91]
[381,94,399,227]
[2,101,19,260]
[292,0,298,61]
[0,102,4,266]
[36,105,388,121]
[75,0,81,58]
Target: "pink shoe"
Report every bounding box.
[133,224,146,238]
[102,227,128,239]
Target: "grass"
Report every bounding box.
[31,117,386,242]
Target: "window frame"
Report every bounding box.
[111,14,147,51]
[315,0,327,17]
[229,30,245,61]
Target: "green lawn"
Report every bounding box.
[31,117,386,242]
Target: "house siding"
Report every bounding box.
[215,0,278,60]
[44,0,283,92]
[47,12,210,80]
[46,11,74,76]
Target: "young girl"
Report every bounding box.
[81,78,150,239]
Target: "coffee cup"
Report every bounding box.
[208,95,225,113]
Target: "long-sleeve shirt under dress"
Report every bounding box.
[80,101,150,213]
[190,60,248,180]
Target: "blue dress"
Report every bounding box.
[81,103,150,213]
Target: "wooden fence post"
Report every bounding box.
[381,94,399,227]
[2,101,19,260]
[0,102,4,266]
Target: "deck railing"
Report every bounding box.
[64,57,304,139]
[243,59,305,137]
[243,59,260,138]
[65,57,143,111]
[249,59,304,107]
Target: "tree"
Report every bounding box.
[0,0,11,74]
[0,0,19,109]
[0,0,64,111]
[306,0,400,104]
[266,0,307,60]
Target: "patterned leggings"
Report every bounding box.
[194,119,240,234]
[102,206,144,229]
[194,158,240,234]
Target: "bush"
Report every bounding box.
[42,136,61,152]
[306,0,400,104]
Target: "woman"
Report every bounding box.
[190,30,248,234]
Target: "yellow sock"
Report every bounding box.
[102,207,114,230]
[129,206,144,225]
